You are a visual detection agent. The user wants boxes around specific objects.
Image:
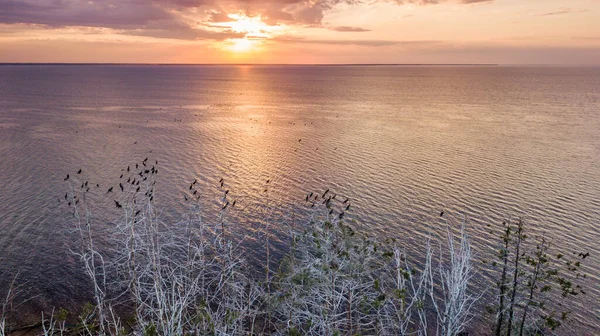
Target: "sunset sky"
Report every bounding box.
[1,0,599,64]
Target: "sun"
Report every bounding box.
[229,38,256,52]
[227,14,269,37]
[211,13,286,53]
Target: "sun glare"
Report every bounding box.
[229,38,255,52]
[211,13,287,53]
[227,14,269,37]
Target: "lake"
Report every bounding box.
[0,65,598,332]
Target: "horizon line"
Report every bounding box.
[1,63,598,67]
[0,62,500,66]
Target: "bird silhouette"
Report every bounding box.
[107,187,113,193]
[127,166,130,172]
[77,169,82,174]
[136,186,140,192]
[440,211,444,217]
[64,174,69,181]
[232,200,236,207]
[346,204,351,211]
[343,198,349,204]
[114,200,122,208]
[64,193,68,200]
[119,183,124,192]
[120,174,123,179]
[135,210,141,216]
[184,195,188,201]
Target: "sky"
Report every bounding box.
[0,0,599,64]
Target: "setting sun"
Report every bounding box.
[228,38,258,53]
[209,13,287,53]
[226,14,270,37]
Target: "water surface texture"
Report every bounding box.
[0,65,599,331]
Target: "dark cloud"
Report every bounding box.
[0,0,170,28]
[329,26,371,32]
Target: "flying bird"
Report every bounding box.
[114,200,122,208]
[107,187,113,193]
[77,169,82,174]
[64,174,69,181]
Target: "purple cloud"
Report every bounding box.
[0,0,494,41]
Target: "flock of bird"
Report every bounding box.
[304,188,351,220]
[61,157,159,214]
[184,177,237,212]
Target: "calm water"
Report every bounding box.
[0,65,599,332]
